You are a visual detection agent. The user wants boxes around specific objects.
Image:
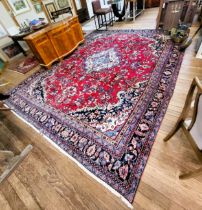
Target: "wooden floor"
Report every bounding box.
[1,8,202,210]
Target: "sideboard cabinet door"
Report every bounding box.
[48,24,78,58]
[70,17,84,44]
[32,34,58,66]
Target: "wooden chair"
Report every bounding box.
[0,145,33,184]
[0,101,32,183]
[164,77,202,179]
[0,97,11,111]
[92,0,114,30]
[0,79,10,112]
[0,79,33,183]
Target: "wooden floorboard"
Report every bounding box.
[0,8,202,210]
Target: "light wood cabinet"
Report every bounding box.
[69,18,84,43]
[24,16,84,69]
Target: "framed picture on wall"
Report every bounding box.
[7,0,30,15]
[55,0,70,9]
[33,3,43,13]
[45,2,57,19]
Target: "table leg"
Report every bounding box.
[12,39,27,56]
[112,2,126,22]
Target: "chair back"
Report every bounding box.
[92,0,101,14]
[190,94,202,150]
[183,77,202,151]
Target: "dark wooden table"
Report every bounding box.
[9,24,48,56]
[108,0,125,21]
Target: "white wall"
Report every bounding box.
[86,0,94,18]
[0,2,16,28]
[0,2,17,49]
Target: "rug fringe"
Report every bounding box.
[7,106,134,209]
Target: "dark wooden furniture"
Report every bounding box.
[51,7,73,22]
[145,0,160,8]
[108,0,126,21]
[0,79,10,112]
[108,0,145,21]
[156,0,198,31]
[24,16,84,69]
[182,0,198,25]
[72,0,89,22]
[9,24,48,56]
[8,34,28,56]
[92,0,114,30]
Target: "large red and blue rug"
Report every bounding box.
[6,30,183,204]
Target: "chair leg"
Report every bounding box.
[0,102,11,111]
[0,107,11,111]
[0,150,14,162]
[104,14,107,30]
[179,166,202,179]
[97,15,100,28]
[96,15,101,29]
[100,14,103,29]
[110,12,113,26]
[93,15,98,30]
[94,12,113,30]
[163,120,183,142]
[0,145,33,184]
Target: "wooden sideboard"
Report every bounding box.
[24,16,84,69]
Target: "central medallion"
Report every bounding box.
[84,48,120,73]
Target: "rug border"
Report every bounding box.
[127,50,184,200]
[4,104,134,209]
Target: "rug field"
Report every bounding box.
[5,30,184,204]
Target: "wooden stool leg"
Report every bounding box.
[163,120,183,142]
[98,15,101,28]
[112,11,114,24]
[101,15,104,27]
[94,15,98,30]
[104,14,107,30]
[109,12,111,26]
[0,108,11,111]
[0,102,11,111]
[0,150,14,162]
[179,167,202,179]
[0,144,33,184]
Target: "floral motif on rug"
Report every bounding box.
[6,30,184,203]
